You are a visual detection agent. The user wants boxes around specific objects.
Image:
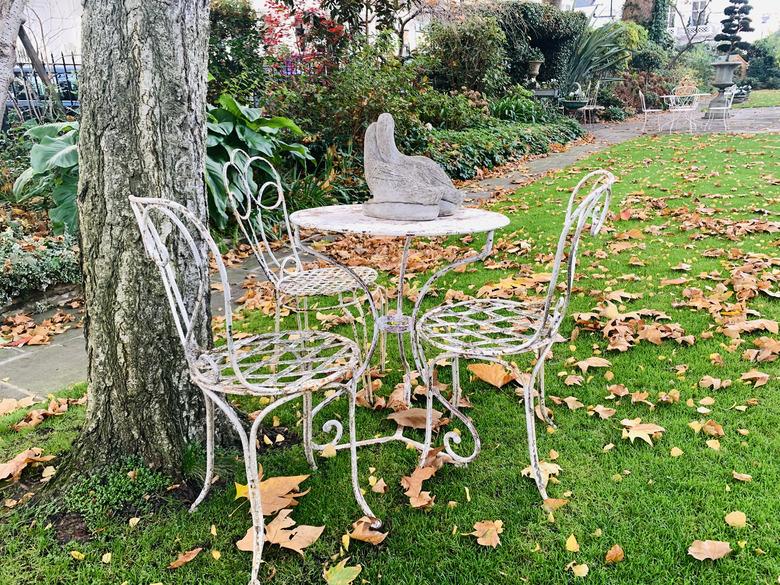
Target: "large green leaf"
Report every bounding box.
[236,125,274,156]
[25,121,79,140]
[30,135,79,173]
[49,177,79,235]
[255,116,304,136]
[12,167,39,200]
[217,94,263,122]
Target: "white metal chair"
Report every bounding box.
[577,80,604,125]
[129,196,377,585]
[414,170,616,500]
[221,149,387,388]
[639,90,662,133]
[705,86,737,132]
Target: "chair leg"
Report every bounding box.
[347,378,378,522]
[419,364,436,466]
[535,348,555,428]
[451,356,461,410]
[523,356,549,500]
[302,391,316,470]
[189,393,215,512]
[379,287,388,373]
[243,450,265,585]
[641,111,648,133]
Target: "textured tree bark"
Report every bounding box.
[0,0,27,128]
[69,0,211,477]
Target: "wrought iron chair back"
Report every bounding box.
[537,170,615,333]
[221,148,302,286]
[129,196,254,389]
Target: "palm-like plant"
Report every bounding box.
[563,24,630,93]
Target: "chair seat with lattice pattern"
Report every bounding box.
[417,298,562,357]
[193,330,360,396]
[412,170,616,503]
[278,266,378,297]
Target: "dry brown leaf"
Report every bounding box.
[266,509,325,555]
[724,511,746,529]
[168,547,202,569]
[470,520,503,548]
[699,376,731,390]
[400,466,436,509]
[563,396,585,410]
[575,356,612,373]
[605,543,625,564]
[521,461,561,488]
[702,419,725,437]
[589,404,617,419]
[620,418,665,446]
[688,540,732,561]
[732,470,752,482]
[0,396,37,417]
[565,534,580,552]
[467,363,515,388]
[235,471,310,516]
[0,448,55,482]
[740,369,769,387]
[371,478,388,494]
[543,498,569,512]
[348,516,387,545]
[386,408,444,430]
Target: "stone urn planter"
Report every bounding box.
[706,58,741,119]
[528,60,544,87]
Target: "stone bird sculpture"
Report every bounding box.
[363,113,463,221]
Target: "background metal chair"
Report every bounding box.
[414,170,616,501]
[577,80,604,125]
[129,196,376,585]
[705,85,737,132]
[639,90,662,133]
[222,149,387,392]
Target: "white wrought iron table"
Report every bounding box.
[289,203,510,454]
[661,93,712,133]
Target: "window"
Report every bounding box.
[691,0,709,26]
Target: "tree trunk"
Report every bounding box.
[70,0,211,478]
[0,0,26,128]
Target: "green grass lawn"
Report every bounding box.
[734,89,780,108]
[2,132,780,584]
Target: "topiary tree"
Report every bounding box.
[714,0,754,59]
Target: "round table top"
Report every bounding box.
[290,204,510,238]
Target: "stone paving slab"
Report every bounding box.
[1,107,778,399]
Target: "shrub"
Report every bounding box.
[0,125,34,198]
[12,96,310,234]
[424,118,585,180]
[419,16,508,93]
[746,40,780,89]
[266,37,427,151]
[205,94,311,230]
[631,40,670,73]
[11,121,79,234]
[208,0,268,104]
[489,86,551,123]
[413,90,490,131]
[0,225,80,306]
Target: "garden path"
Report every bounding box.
[2,105,778,399]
